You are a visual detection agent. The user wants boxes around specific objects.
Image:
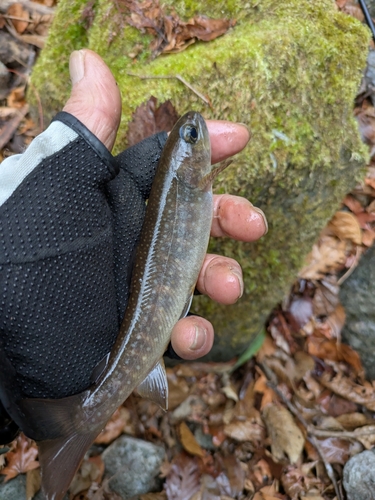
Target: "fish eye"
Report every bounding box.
[180,124,198,144]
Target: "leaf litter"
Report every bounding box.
[2,1,375,499]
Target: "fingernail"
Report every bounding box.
[253,206,268,235]
[231,267,244,299]
[190,325,207,351]
[69,50,85,85]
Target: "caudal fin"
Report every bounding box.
[37,429,99,500]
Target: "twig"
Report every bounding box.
[127,72,212,107]
[337,245,362,285]
[259,361,343,500]
[358,0,375,43]
[0,104,29,150]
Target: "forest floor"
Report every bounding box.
[1,1,375,499]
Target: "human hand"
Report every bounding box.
[0,49,267,420]
[64,49,267,361]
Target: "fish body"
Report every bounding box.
[10,111,228,499]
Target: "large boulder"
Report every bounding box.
[29,0,369,360]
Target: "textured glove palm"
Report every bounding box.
[0,112,167,411]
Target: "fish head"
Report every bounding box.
[168,111,211,190]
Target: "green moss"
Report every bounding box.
[29,0,370,360]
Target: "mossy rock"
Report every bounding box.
[30,0,370,360]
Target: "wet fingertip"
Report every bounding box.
[253,206,268,235]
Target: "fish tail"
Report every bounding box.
[38,428,99,500]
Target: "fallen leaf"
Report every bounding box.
[224,410,265,443]
[94,407,129,444]
[318,367,375,411]
[342,194,365,214]
[299,235,347,279]
[7,3,29,33]
[1,435,39,482]
[127,97,179,147]
[26,467,41,500]
[123,0,235,57]
[353,424,375,449]
[179,422,205,457]
[164,453,201,500]
[327,211,362,245]
[262,404,305,464]
[316,437,358,465]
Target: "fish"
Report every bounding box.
[6,111,230,499]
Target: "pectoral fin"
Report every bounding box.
[179,292,194,319]
[136,359,168,410]
[198,159,232,191]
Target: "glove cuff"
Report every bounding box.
[52,111,119,177]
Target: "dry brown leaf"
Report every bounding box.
[164,453,201,500]
[336,412,369,430]
[1,435,39,482]
[224,409,265,443]
[343,195,365,214]
[318,369,375,411]
[307,336,362,374]
[327,211,362,245]
[316,437,357,465]
[94,408,129,444]
[362,228,375,246]
[353,425,375,449]
[313,276,340,317]
[123,0,235,57]
[179,421,205,457]
[342,4,365,21]
[139,492,168,499]
[26,467,41,500]
[299,235,347,280]
[262,404,305,464]
[7,87,26,109]
[70,455,105,497]
[7,3,29,33]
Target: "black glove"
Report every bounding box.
[0,112,170,441]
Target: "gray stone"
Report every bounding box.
[0,474,61,500]
[343,449,375,500]
[340,245,375,379]
[0,475,27,500]
[102,436,165,499]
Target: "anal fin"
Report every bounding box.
[136,359,168,410]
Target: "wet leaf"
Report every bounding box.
[1,435,39,482]
[262,404,305,464]
[127,97,179,146]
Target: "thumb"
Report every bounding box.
[63,49,121,151]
